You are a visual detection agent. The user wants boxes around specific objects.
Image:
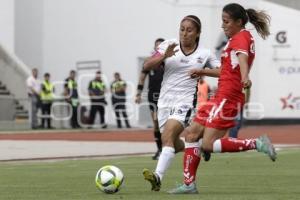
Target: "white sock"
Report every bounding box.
[185,139,202,149]
[198,139,203,148]
[155,146,175,181]
[213,139,222,153]
[184,141,200,149]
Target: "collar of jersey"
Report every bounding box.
[180,42,199,56]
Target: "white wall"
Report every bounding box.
[0,0,15,52]
[15,0,44,68]
[42,0,177,126]
[42,0,174,82]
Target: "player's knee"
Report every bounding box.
[201,141,213,152]
[185,128,199,143]
[174,139,184,153]
[161,133,173,146]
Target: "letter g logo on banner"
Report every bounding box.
[276,31,287,44]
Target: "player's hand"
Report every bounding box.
[163,43,178,59]
[242,78,252,89]
[135,94,142,104]
[189,69,204,78]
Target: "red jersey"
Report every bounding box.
[217,29,255,102]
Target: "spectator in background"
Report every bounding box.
[88,71,107,128]
[40,73,54,129]
[135,38,165,160]
[111,72,131,128]
[26,68,41,129]
[64,70,80,128]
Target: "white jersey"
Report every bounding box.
[156,39,220,109]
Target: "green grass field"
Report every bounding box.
[0,149,300,200]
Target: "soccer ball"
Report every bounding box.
[95,165,124,194]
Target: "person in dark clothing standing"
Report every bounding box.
[88,71,107,128]
[40,73,54,129]
[64,70,80,128]
[135,38,165,160]
[111,72,131,128]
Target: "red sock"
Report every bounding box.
[183,147,201,185]
[218,138,256,152]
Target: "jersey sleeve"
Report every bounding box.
[155,40,168,55]
[205,51,221,68]
[155,39,178,55]
[230,33,250,56]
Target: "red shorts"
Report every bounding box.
[194,96,243,130]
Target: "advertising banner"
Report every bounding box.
[248,1,300,119]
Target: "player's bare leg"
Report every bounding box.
[202,128,276,161]
[143,119,184,191]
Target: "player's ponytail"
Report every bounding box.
[246,9,270,40]
[223,3,271,40]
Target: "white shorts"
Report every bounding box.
[157,104,195,133]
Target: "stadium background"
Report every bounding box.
[0,1,299,199]
[0,0,299,128]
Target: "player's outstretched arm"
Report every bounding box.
[143,43,178,70]
[237,53,251,88]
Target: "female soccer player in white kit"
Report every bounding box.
[142,15,221,191]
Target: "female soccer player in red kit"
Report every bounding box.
[169,3,276,194]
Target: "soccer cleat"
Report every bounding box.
[152,150,161,160]
[101,124,108,129]
[256,135,277,162]
[142,169,161,191]
[202,151,211,162]
[167,182,199,194]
